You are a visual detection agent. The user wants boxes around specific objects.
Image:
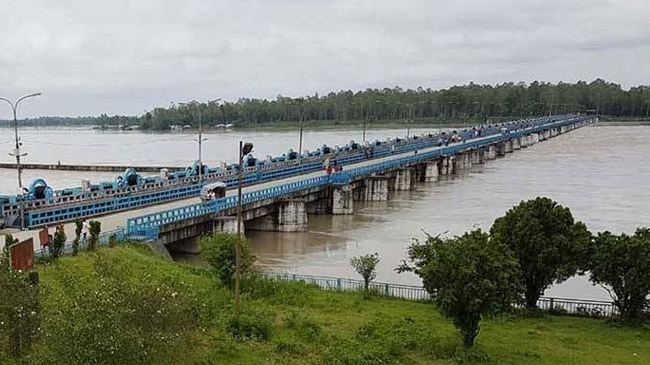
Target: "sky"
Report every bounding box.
[0,0,648,118]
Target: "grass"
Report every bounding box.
[4,245,649,364]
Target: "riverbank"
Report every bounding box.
[3,245,647,364]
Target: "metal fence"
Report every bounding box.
[263,272,621,318]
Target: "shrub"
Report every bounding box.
[72,219,83,256]
[198,233,255,287]
[50,227,67,260]
[227,310,271,341]
[108,234,118,248]
[88,221,101,251]
[38,250,203,364]
[0,268,40,357]
[350,253,380,290]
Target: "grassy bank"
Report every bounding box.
[3,245,648,364]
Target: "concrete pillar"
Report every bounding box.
[531,133,539,145]
[486,145,497,160]
[512,138,521,150]
[365,175,389,201]
[495,143,506,157]
[504,140,513,153]
[472,150,481,164]
[278,200,308,230]
[395,168,415,190]
[213,216,240,234]
[440,156,450,175]
[424,161,439,181]
[332,185,354,214]
[248,200,308,231]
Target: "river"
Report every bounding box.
[1,124,648,301]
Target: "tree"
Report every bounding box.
[350,253,380,290]
[51,227,67,260]
[398,230,521,347]
[88,221,101,251]
[198,233,255,287]
[589,228,650,321]
[490,197,592,308]
[72,219,83,256]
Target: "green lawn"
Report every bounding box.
[3,245,648,364]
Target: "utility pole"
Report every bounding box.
[235,141,253,312]
[0,93,42,229]
[298,105,305,154]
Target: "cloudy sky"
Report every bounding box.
[0,0,648,117]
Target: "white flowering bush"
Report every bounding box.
[35,249,204,364]
[0,265,40,357]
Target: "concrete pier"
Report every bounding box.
[486,145,497,160]
[512,138,521,150]
[332,185,354,214]
[395,168,416,191]
[248,199,308,232]
[365,176,389,201]
[424,161,439,182]
[213,216,239,234]
[440,156,450,175]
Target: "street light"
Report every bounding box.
[0,92,42,229]
[181,99,220,181]
[234,140,253,312]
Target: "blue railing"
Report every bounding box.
[125,115,593,238]
[15,115,575,228]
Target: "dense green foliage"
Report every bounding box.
[589,228,650,321]
[350,253,380,290]
[50,229,67,260]
[1,245,647,364]
[35,248,203,364]
[7,79,649,130]
[88,220,101,251]
[0,264,40,357]
[490,198,592,308]
[72,219,82,256]
[138,79,650,130]
[198,233,255,287]
[399,230,522,347]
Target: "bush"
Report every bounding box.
[350,253,380,290]
[199,233,255,287]
[227,310,271,341]
[50,227,67,260]
[0,268,40,357]
[72,219,83,256]
[88,221,101,251]
[38,250,203,364]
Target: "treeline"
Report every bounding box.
[140,79,650,130]
[6,79,650,130]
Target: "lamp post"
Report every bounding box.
[181,99,220,181]
[0,92,42,229]
[234,140,254,312]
